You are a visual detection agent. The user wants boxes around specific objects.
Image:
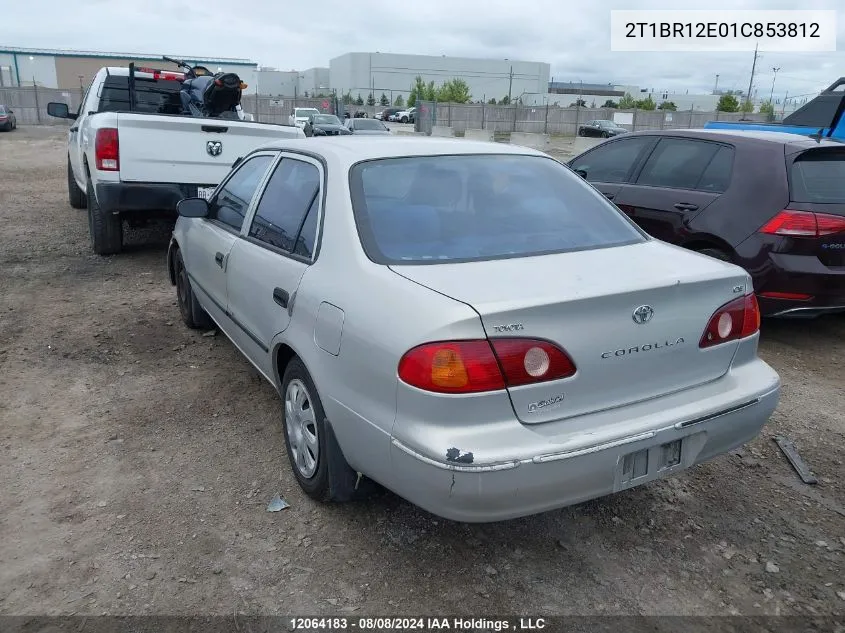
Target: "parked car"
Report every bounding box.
[568,129,845,318]
[345,118,390,135]
[393,107,416,123]
[0,104,17,131]
[303,114,353,137]
[289,107,321,128]
[578,119,629,138]
[47,64,303,255]
[167,136,780,522]
[376,107,402,121]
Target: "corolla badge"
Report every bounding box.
[528,394,565,413]
[632,305,654,324]
[206,140,223,157]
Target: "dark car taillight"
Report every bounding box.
[759,209,845,237]
[398,338,576,394]
[699,294,760,348]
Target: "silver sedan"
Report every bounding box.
[167,137,780,522]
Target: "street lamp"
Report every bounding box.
[769,67,780,103]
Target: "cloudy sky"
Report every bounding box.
[2,0,843,100]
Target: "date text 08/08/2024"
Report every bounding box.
[289,617,547,631]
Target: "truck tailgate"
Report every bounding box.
[115,114,302,184]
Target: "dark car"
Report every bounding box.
[303,114,352,137]
[376,107,402,121]
[0,104,17,131]
[345,118,390,135]
[568,129,845,318]
[578,119,628,138]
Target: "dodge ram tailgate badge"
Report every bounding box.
[206,140,223,157]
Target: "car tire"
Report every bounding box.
[68,159,86,209]
[174,248,212,329]
[578,128,586,136]
[601,131,609,138]
[281,358,377,503]
[697,247,731,262]
[86,179,123,255]
[401,116,408,123]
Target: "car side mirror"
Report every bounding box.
[574,169,588,179]
[177,197,209,218]
[47,102,76,120]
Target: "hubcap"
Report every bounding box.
[285,379,319,478]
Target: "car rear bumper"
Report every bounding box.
[387,355,780,523]
[95,182,202,216]
[757,252,845,317]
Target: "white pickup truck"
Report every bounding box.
[47,65,304,255]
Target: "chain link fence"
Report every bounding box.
[415,100,768,136]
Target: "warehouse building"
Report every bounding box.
[0,46,258,90]
[329,52,550,102]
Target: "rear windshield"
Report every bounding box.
[349,154,645,264]
[98,76,183,114]
[355,119,386,130]
[790,149,845,203]
[0,105,6,114]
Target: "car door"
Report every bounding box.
[69,79,94,181]
[225,154,324,377]
[613,137,734,243]
[181,152,275,325]
[568,135,657,203]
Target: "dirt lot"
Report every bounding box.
[1,126,843,619]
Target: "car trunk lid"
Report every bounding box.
[390,241,750,424]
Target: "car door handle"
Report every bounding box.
[273,287,289,309]
[673,202,699,211]
[214,252,224,268]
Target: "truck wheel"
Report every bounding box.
[174,248,212,329]
[68,159,86,209]
[86,180,123,255]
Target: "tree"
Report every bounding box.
[618,92,636,109]
[379,93,389,106]
[407,91,417,107]
[342,91,353,105]
[500,95,510,105]
[759,99,775,121]
[394,94,404,107]
[602,99,619,108]
[740,98,754,114]
[635,95,656,110]
[569,98,586,108]
[367,92,376,106]
[355,93,364,106]
[437,78,472,103]
[424,81,437,101]
[658,101,677,111]
[488,97,497,104]
[716,94,739,112]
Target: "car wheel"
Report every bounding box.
[697,247,731,262]
[86,178,123,255]
[282,358,377,502]
[601,131,609,138]
[67,158,86,209]
[401,116,408,123]
[174,248,212,329]
[578,128,586,136]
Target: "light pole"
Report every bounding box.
[769,67,780,103]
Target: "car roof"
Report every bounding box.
[252,136,547,164]
[624,127,843,150]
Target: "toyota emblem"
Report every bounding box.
[206,140,223,157]
[632,305,654,324]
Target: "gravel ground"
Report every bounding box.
[0,126,843,619]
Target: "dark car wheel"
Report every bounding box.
[281,358,378,502]
[401,116,408,123]
[578,128,586,136]
[601,131,609,138]
[174,249,212,329]
[86,179,123,255]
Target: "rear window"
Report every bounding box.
[0,105,6,114]
[349,154,645,264]
[97,76,183,114]
[790,150,845,203]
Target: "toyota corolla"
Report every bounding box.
[167,137,781,522]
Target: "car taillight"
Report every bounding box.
[398,338,576,394]
[700,294,760,349]
[95,128,119,171]
[759,209,845,237]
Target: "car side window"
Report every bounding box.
[570,136,654,184]
[208,155,273,232]
[248,158,321,256]
[695,145,735,193]
[636,138,721,190]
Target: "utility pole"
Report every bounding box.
[769,67,780,103]
[744,43,759,112]
[713,74,719,94]
[507,65,513,103]
[781,90,789,117]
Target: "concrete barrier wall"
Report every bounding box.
[431,125,455,137]
[572,137,606,152]
[463,128,494,142]
[509,132,551,151]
